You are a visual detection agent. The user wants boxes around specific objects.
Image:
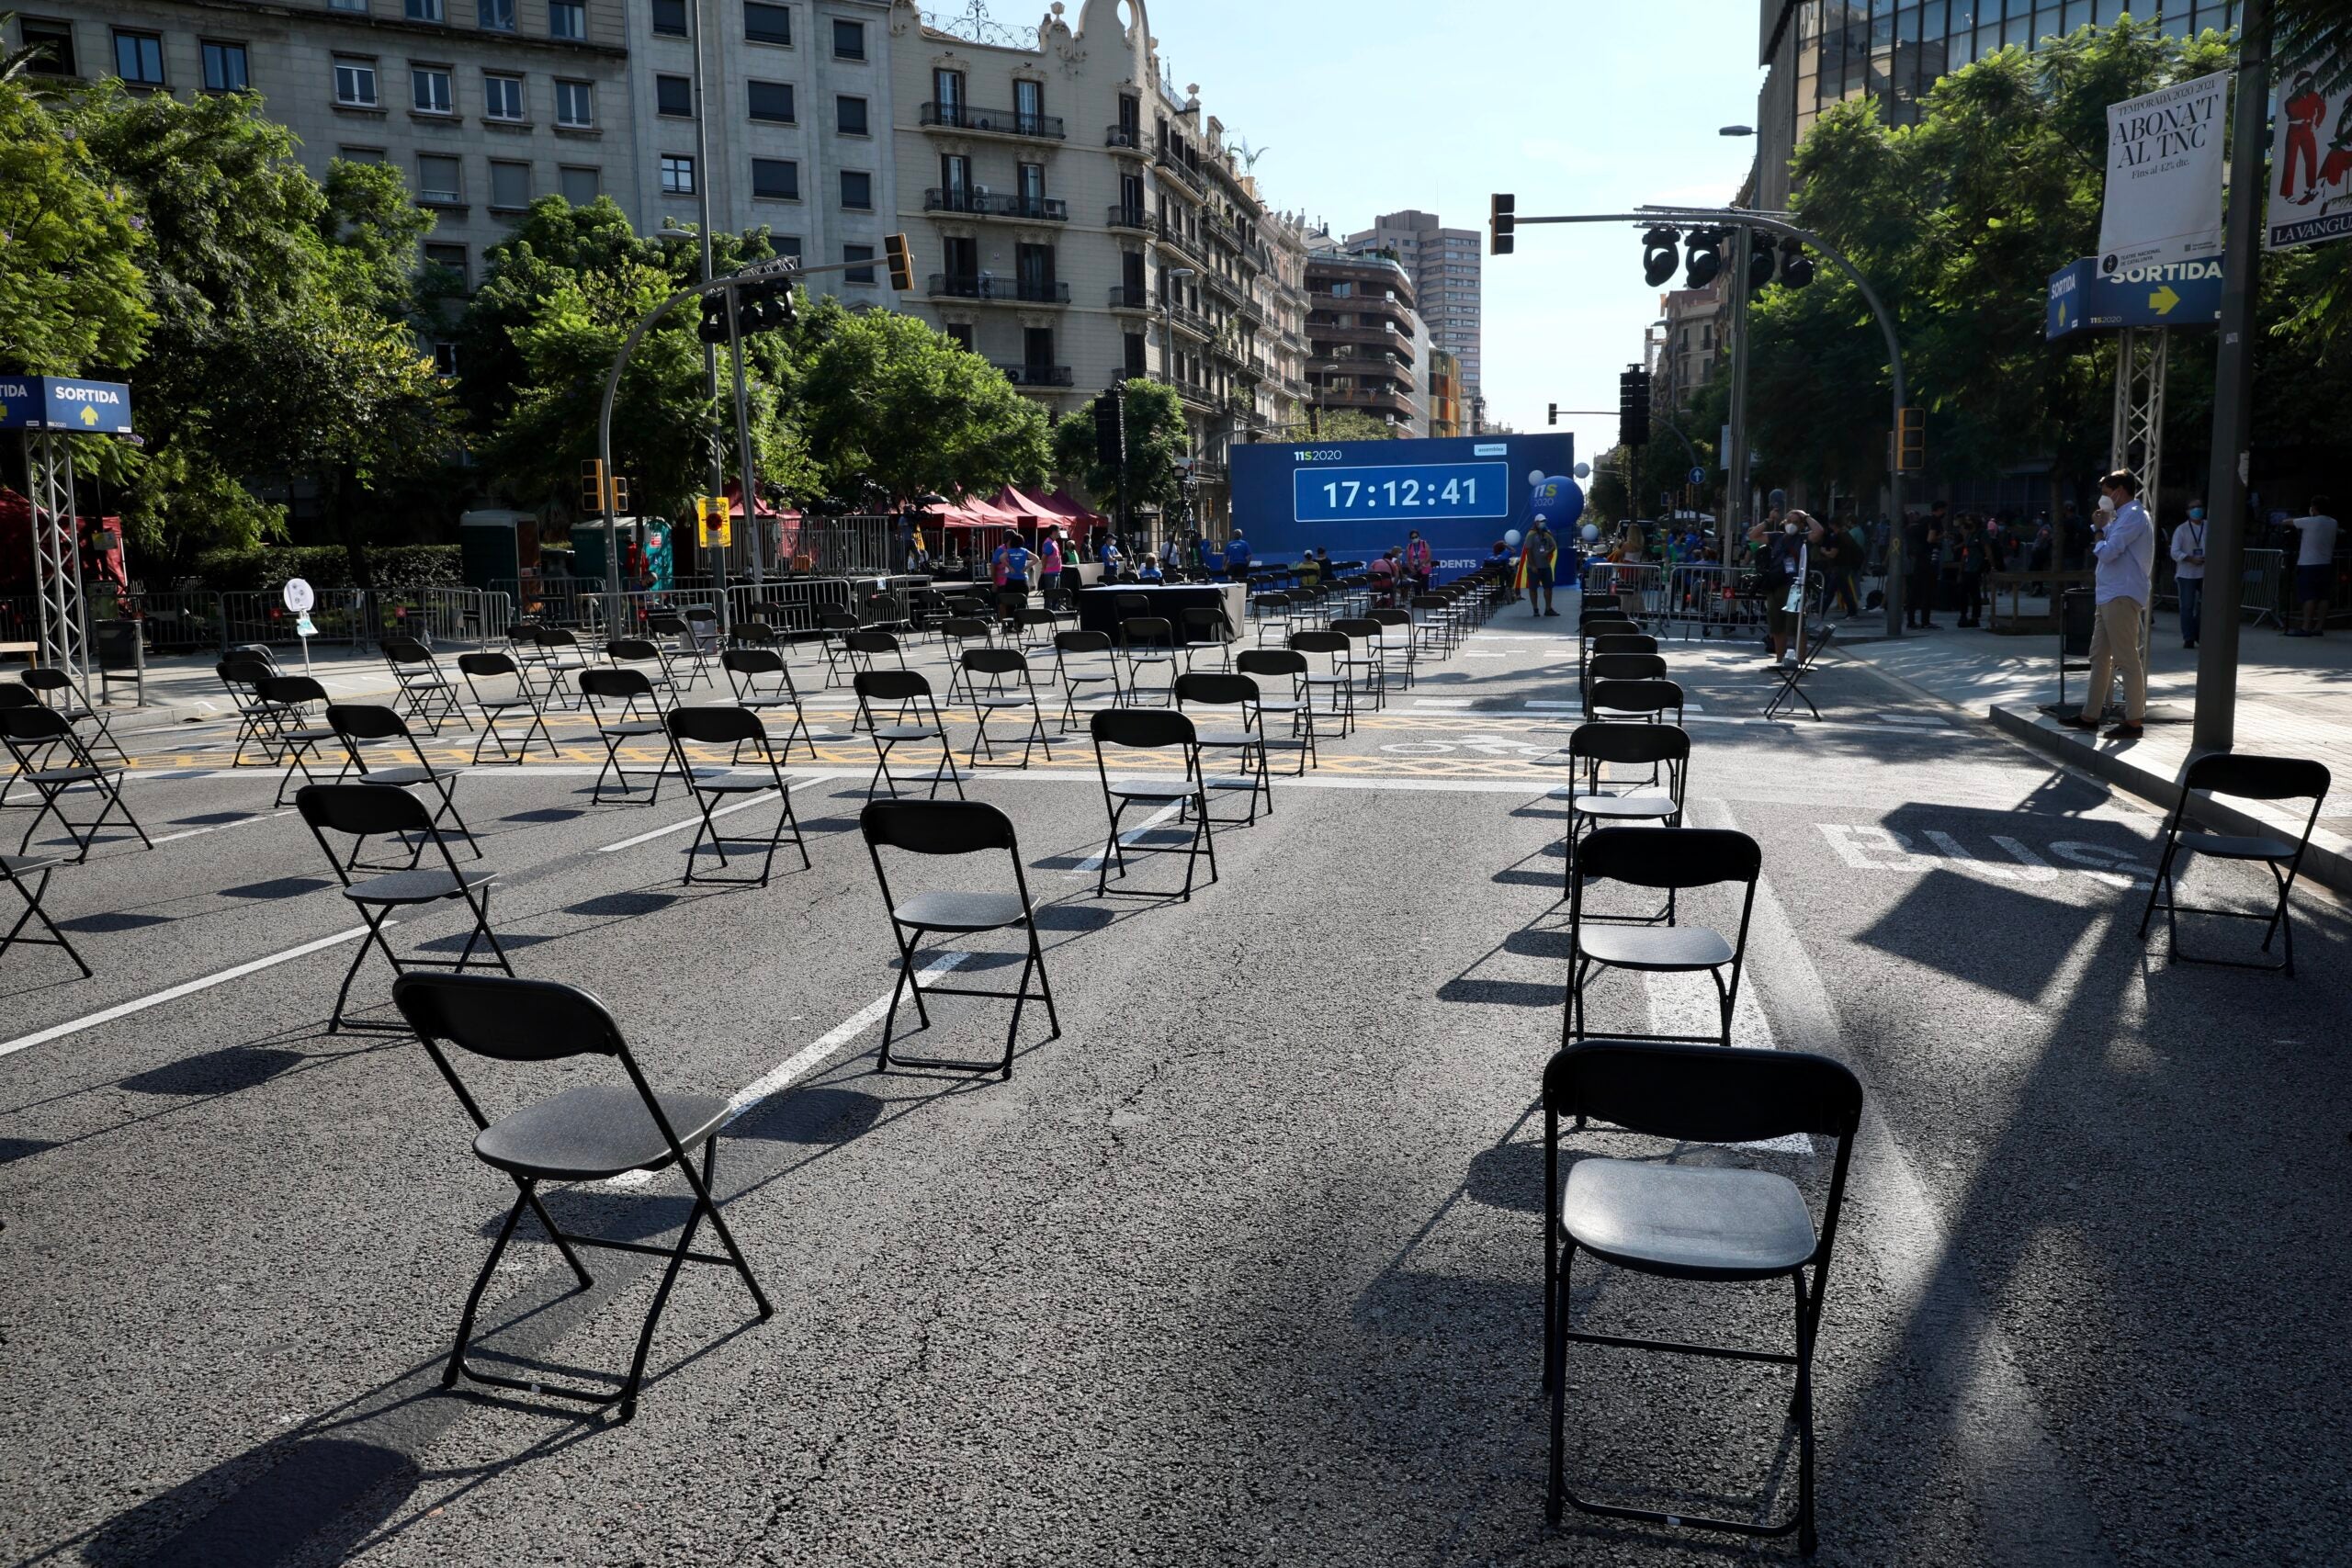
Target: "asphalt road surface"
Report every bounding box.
[5,605,2347,1568]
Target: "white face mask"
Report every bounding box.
[2098,494,2117,515]
[1784,521,1800,535]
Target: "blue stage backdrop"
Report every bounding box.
[1227,433,1576,577]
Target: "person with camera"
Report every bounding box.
[2067,468,2154,739]
[1748,509,1813,665]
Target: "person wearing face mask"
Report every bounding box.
[2170,502,2209,648]
[1748,509,1812,663]
[2069,469,2154,739]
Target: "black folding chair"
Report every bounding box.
[1,705,151,863]
[817,609,863,688]
[1763,622,1837,721]
[1582,653,1668,718]
[1587,677,1685,727]
[1367,607,1417,693]
[1,851,90,977]
[390,972,771,1421]
[2137,753,2331,976]
[21,666,130,766]
[216,657,291,767]
[326,704,477,862]
[722,648,847,763]
[578,668,678,806]
[254,675,345,807]
[1287,629,1357,738]
[1178,605,1233,672]
[937,618,999,698]
[297,784,510,1033]
[861,799,1059,1078]
[527,625,594,711]
[1589,633,1660,659]
[1176,671,1273,825]
[853,670,964,801]
[1119,616,1179,707]
[960,649,1056,769]
[1559,721,1688,899]
[1090,707,1217,900]
[663,706,810,887]
[1542,1040,1864,1553]
[458,652,560,764]
[1054,630,1123,728]
[1566,827,1759,1048]
[647,611,715,693]
[380,636,464,735]
[606,637,683,704]
[1234,649,1317,773]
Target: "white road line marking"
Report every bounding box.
[724,952,971,1123]
[594,777,825,853]
[1069,801,1185,874]
[0,925,379,1062]
[150,808,296,846]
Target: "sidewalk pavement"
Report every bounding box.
[1843,610,2352,894]
[72,648,409,738]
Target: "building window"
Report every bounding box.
[843,243,875,285]
[660,153,695,195]
[1013,78,1043,134]
[836,94,867,135]
[554,78,593,127]
[434,341,461,375]
[744,1,791,44]
[752,157,797,199]
[1124,331,1147,377]
[945,322,974,351]
[560,164,601,203]
[839,169,871,209]
[200,39,249,92]
[19,17,77,75]
[424,241,468,282]
[406,0,444,20]
[650,0,688,36]
[483,72,524,120]
[329,0,368,11]
[339,145,388,164]
[413,66,453,114]
[479,0,516,31]
[831,17,864,57]
[416,152,463,204]
[747,79,793,122]
[489,159,530,209]
[775,235,803,261]
[548,0,586,39]
[334,56,379,107]
[112,29,165,86]
[655,73,692,116]
[933,67,964,116]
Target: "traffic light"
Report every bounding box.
[1489,193,1515,256]
[884,232,915,291]
[1747,231,1778,294]
[1547,402,1558,426]
[1092,387,1125,468]
[698,292,729,345]
[581,458,605,513]
[1618,367,1652,448]
[1683,229,1723,288]
[1641,226,1679,288]
[611,472,630,513]
[1896,405,1925,473]
[737,274,797,333]
[1779,237,1815,288]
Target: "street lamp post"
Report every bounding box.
[1159,265,1196,560]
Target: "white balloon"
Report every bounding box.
[1572,462,1591,479]
[1527,468,1544,487]
[1504,529,1522,547]
[1581,524,1600,543]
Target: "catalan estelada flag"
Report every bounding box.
[1515,534,1554,591]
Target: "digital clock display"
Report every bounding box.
[1292,460,1511,524]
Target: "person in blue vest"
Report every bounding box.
[1136,552,1165,583]
[1225,530,1251,576]
[1101,534,1125,578]
[998,535,1034,620]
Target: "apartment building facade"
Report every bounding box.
[1303,247,1421,436]
[1343,208,1481,412]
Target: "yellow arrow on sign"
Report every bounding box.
[2150,284,2181,315]
[79,405,100,427]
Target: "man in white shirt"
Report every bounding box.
[2170,503,2208,648]
[2286,496,2338,637]
[2068,468,2154,739]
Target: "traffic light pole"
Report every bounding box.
[1724,220,1752,546]
[723,287,763,602]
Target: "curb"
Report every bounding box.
[1989,704,2352,898]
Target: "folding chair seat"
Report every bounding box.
[379,636,465,735]
[817,610,863,688]
[1,851,90,977]
[1054,630,1123,728]
[1178,605,1233,672]
[1090,707,1216,900]
[1588,677,1684,728]
[1584,653,1669,718]
[458,652,560,764]
[390,972,771,1420]
[1541,1040,1863,1553]
[853,670,965,801]
[2138,753,2331,976]
[1175,671,1272,825]
[20,668,130,766]
[860,799,1058,1078]
[1327,617,1389,712]
[1763,622,1837,721]
[1286,630,1357,738]
[297,784,510,1033]
[960,649,1056,769]
[327,704,477,860]
[663,706,809,886]
[216,656,294,767]
[578,668,681,805]
[721,648,849,763]
[1566,827,1759,1049]
[1119,616,1180,707]
[1557,721,1687,898]
[1233,649,1317,774]
[1367,608,1417,692]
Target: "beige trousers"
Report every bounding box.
[2082,595,2147,724]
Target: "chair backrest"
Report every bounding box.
[861,798,1018,855]
[962,647,1028,676]
[255,674,329,705]
[1567,718,1689,770]
[1121,616,1172,646]
[21,667,72,694]
[1176,671,1256,707]
[580,666,655,702]
[1577,825,1759,891]
[647,613,688,635]
[1288,629,1350,656]
[534,626,583,649]
[722,648,785,677]
[381,636,435,666]
[1115,592,1151,616]
[846,630,899,654]
[220,657,277,690]
[1591,633,1659,657]
[1055,629,1112,655]
[1091,705,1196,750]
[1589,652,1668,684]
[666,705,764,747]
[854,668,932,703]
[0,684,35,710]
[942,617,992,640]
[1019,608,1057,631]
[459,651,520,679]
[1235,649,1306,679]
[819,610,860,631]
[608,637,664,663]
[1368,608,1411,628]
[296,781,433,839]
[684,605,718,625]
[393,972,625,1062]
[1329,616,1380,642]
[1544,1040,1862,1147]
[0,705,73,743]
[1410,595,1449,612]
[2182,752,2331,805]
[732,621,779,647]
[1180,606,1225,637]
[1588,678,1683,718]
[1579,615,1639,637]
[327,704,411,743]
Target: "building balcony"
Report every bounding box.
[1151,215,1203,261]
[1314,385,1416,420]
[1107,203,1150,231]
[928,273,1071,304]
[1309,355,1414,392]
[1105,123,1145,152]
[1309,321,1413,358]
[1106,366,1148,388]
[1153,145,1204,195]
[1201,268,1243,305]
[923,189,1069,222]
[919,101,1066,141]
[995,363,1074,388]
[1166,301,1210,338]
[1235,296,1265,327]
[1107,284,1150,310]
[1307,288,1413,322]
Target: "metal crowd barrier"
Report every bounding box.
[369,586,512,649]
[2241,548,2287,627]
[728,578,854,638]
[218,589,371,649]
[1579,559,1666,620]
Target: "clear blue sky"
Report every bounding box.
[1146,0,1763,468]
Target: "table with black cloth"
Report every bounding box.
[1075,582,1247,639]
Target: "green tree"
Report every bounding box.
[1314,409,1398,443]
[1049,378,1187,520]
[0,77,150,376]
